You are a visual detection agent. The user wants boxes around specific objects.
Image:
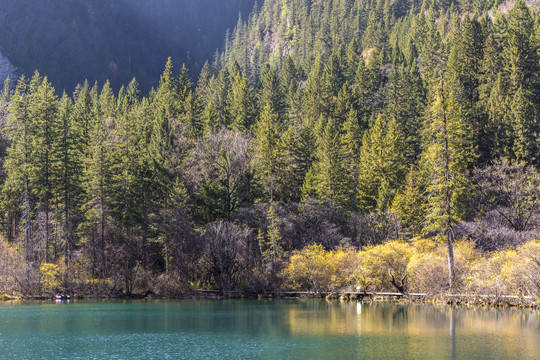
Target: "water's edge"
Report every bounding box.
[3,291,539,310]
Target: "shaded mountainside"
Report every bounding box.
[0,0,255,92]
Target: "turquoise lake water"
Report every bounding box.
[0,300,539,359]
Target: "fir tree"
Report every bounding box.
[358,115,406,212]
[421,84,476,289]
[227,69,256,131]
[53,93,83,264]
[511,86,538,166]
[3,76,33,260]
[29,75,58,263]
[254,103,285,201]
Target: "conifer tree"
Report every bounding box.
[259,204,285,280]
[305,116,353,209]
[29,75,58,263]
[303,56,334,122]
[197,61,213,109]
[485,74,512,159]
[391,167,426,237]
[358,115,406,212]
[151,59,179,169]
[108,93,143,290]
[421,84,476,289]
[227,69,256,131]
[84,87,112,277]
[511,86,538,166]
[280,60,303,125]
[183,91,203,136]
[479,14,505,103]
[340,108,363,202]
[73,80,94,151]
[504,0,537,94]
[53,93,83,264]
[384,61,424,163]
[287,122,317,202]
[259,64,285,119]
[353,56,381,122]
[253,103,285,201]
[3,76,33,260]
[206,67,231,126]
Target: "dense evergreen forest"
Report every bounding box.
[2,0,540,298]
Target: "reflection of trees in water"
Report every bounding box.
[392,305,409,326]
[450,307,456,360]
[284,301,540,359]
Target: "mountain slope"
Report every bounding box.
[0,0,255,91]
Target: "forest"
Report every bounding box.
[1,0,540,299]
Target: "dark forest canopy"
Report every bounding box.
[2,0,540,297]
[0,0,256,92]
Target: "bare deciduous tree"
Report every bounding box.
[190,128,251,219]
[474,158,540,232]
[200,220,251,292]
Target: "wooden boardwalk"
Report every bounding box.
[277,291,538,302]
[277,291,427,299]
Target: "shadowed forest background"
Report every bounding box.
[2,0,540,298]
[0,0,256,91]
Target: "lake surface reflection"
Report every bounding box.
[0,300,538,359]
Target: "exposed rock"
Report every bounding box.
[0,51,17,84]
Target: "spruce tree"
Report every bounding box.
[421,84,476,289]
[84,89,112,277]
[253,103,285,201]
[3,76,33,260]
[53,93,83,264]
[306,116,352,209]
[340,108,363,207]
[511,86,538,166]
[227,69,256,131]
[358,115,406,212]
[29,75,58,263]
[504,0,537,94]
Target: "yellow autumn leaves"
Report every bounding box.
[285,239,540,297]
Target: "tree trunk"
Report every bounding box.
[100,196,106,278]
[141,209,148,270]
[124,227,131,295]
[24,178,31,262]
[45,202,49,263]
[447,230,455,289]
[442,87,455,290]
[64,205,69,265]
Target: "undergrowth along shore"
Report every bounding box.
[2,237,540,308]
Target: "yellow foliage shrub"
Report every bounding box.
[285,244,333,293]
[410,237,439,253]
[40,263,61,296]
[455,240,480,263]
[328,248,361,291]
[283,238,540,297]
[466,250,521,295]
[516,240,540,296]
[285,245,365,293]
[453,239,478,290]
[361,240,413,292]
[407,252,447,294]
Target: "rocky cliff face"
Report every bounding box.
[0,51,17,84]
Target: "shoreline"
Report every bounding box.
[2,290,539,310]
